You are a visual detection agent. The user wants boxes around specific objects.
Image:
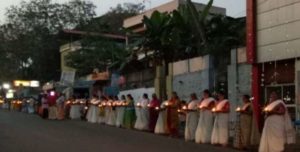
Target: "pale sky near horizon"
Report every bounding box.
[0,0,246,23]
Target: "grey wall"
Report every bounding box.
[173,70,211,101]
[228,48,252,137]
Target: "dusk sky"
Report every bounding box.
[0,0,246,23]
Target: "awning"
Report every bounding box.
[86,71,110,81]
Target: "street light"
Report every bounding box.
[3,83,10,90]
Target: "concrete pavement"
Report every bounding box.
[0,110,243,152]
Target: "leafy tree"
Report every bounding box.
[65,38,128,76]
[78,3,145,34]
[100,3,145,34]
[65,3,144,77]
[138,0,245,64]
[136,0,215,66]
[0,0,95,82]
[141,11,174,64]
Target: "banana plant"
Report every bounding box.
[186,0,214,52]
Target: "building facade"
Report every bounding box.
[247,0,300,124]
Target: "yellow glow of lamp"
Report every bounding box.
[164,102,170,106]
[264,107,270,112]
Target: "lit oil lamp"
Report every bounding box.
[66,101,71,104]
[136,102,141,107]
[182,105,187,110]
[164,102,170,106]
[212,107,216,112]
[147,104,151,108]
[236,107,241,112]
[84,106,88,110]
[263,107,270,112]
[155,106,160,110]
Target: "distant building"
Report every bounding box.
[60,40,81,74]
[58,30,127,98]
[123,0,226,33]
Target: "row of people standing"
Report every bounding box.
[39,93,65,120]
[85,94,160,132]
[183,90,296,152]
[73,89,296,152]
[84,91,235,145]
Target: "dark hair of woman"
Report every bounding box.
[203,89,211,97]
[143,93,148,99]
[243,94,251,101]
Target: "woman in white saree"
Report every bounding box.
[154,100,169,134]
[211,91,230,147]
[259,91,296,152]
[195,90,215,144]
[86,96,100,123]
[106,96,117,126]
[98,96,107,124]
[70,98,82,119]
[134,94,150,131]
[184,93,199,141]
[115,95,126,127]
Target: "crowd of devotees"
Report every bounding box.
[4,89,296,152]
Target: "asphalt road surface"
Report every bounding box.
[0,110,241,152]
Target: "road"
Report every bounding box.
[0,110,240,152]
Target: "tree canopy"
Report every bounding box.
[0,0,95,82]
[134,0,245,64]
[65,3,145,77]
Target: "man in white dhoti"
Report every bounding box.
[195,90,215,144]
[184,93,199,141]
[86,95,100,123]
[134,93,150,131]
[211,91,230,147]
[259,91,296,152]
